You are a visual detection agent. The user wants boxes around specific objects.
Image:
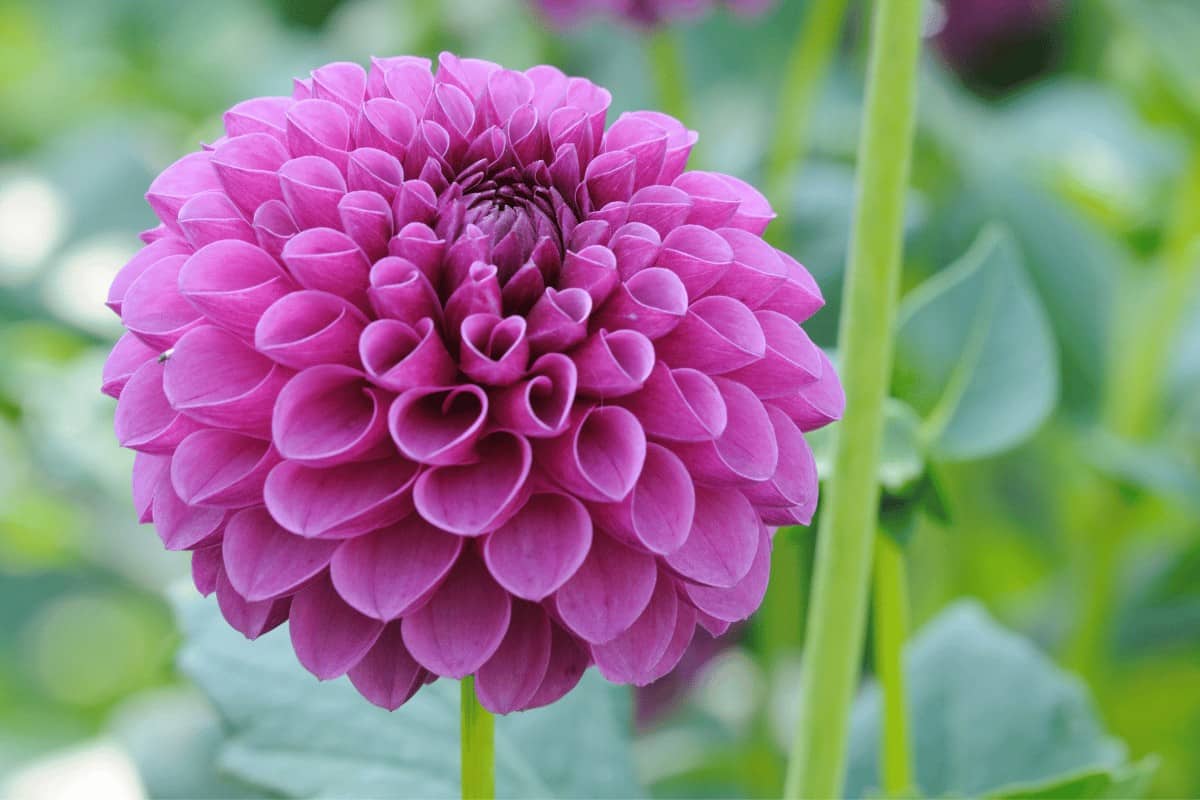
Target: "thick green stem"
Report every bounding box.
[461,677,494,800]
[782,1,924,797]
[873,533,913,796]
[646,30,690,128]
[765,0,851,246]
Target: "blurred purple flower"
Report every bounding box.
[535,0,774,28]
[104,53,840,713]
[935,0,1065,80]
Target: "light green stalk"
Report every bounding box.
[873,533,914,796]
[646,30,691,128]
[461,677,494,800]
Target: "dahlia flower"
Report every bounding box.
[104,53,841,713]
[534,0,773,28]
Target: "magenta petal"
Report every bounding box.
[273,366,389,466]
[483,492,592,601]
[672,378,778,485]
[145,151,221,232]
[253,200,299,259]
[132,452,170,524]
[657,224,734,297]
[211,133,290,217]
[526,288,592,355]
[388,384,488,466]
[414,431,532,535]
[256,290,368,370]
[726,310,822,399]
[555,532,657,644]
[610,222,662,280]
[656,296,765,374]
[665,486,758,588]
[286,99,352,171]
[290,574,384,680]
[684,523,771,622]
[179,240,294,338]
[281,227,372,308]
[163,325,290,437]
[121,254,202,350]
[720,173,776,235]
[490,353,577,438]
[347,147,404,200]
[402,552,512,679]
[602,114,668,190]
[476,601,552,714]
[222,507,338,601]
[592,574,678,686]
[368,257,442,325]
[170,429,279,507]
[348,623,427,710]
[537,405,646,503]
[338,190,393,261]
[330,516,463,620]
[743,405,818,523]
[279,155,347,230]
[571,328,654,398]
[192,543,222,596]
[626,185,692,236]
[443,262,503,336]
[673,172,741,230]
[264,457,419,538]
[459,314,530,386]
[361,318,456,392]
[643,594,697,683]
[584,150,637,208]
[770,347,845,431]
[152,480,225,551]
[619,364,727,443]
[357,98,419,154]
[107,237,191,315]
[177,190,255,249]
[595,267,687,340]
[223,96,290,139]
[216,570,290,640]
[702,229,787,305]
[559,244,619,305]
[312,61,368,113]
[524,622,591,710]
[114,360,201,453]
[757,252,824,321]
[589,443,693,556]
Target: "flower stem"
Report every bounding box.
[872,532,913,796]
[645,29,690,128]
[781,0,924,797]
[765,0,851,246]
[461,676,494,800]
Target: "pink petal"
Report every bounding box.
[211,133,290,217]
[443,261,503,337]
[756,252,824,322]
[559,244,619,305]
[178,240,295,338]
[702,229,787,306]
[490,353,577,438]
[459,314,530,386]
[255,290,368,370]
[742,405,818,523]
[152,480,225,551]
[170,429,279,507]
[643,595,697,683]
[281,227,372,308]
[626,185,692,236]
[536,405,646,503]
[657,224,734,298]
[619,364,727,442]
[413,431,532,535]
[526,288,592,355]
[191,543,222,596]
[279,155,347,230]
[482,492,592,601]
[223,96,290,139]
[388,384,488,466]
[290,574,384,680]
[330,516,463,620]
[132,452,169,524]
[589,443,693,556]
[348,623,427,710]
[672,377,778,485]
[356,98,419,154]
[592,573,678,686]
[726,310,822,398]
[656,296,765,374]
[215,570,290,640]
[107,237,192,315]
[672,172,741,230]
[718,173,776,235]
[555,532,657,644]
[770,348,845,431]
[312,61,368,113]
[114,360,201,453]
[368,257,442,326]
[145,152,221,232]
[252,200,299,259]
[595,267,687,340]
[665,486,759,588]
[476,601,553,714]
[524,622,591,710]
[177,190,255,249]
[120,254,202,350]
[338,190,392,261]
[286,99,352,171]
[222,507,338,601]
[360,318,456,392]
[273,366,389,466]
[402,552,512,679]
[584,150,637,208]
[347,147,404,200]
[602,115,668,191]
[683,523,771,622]
[571,328,655,398]
[264,456,419,538]
[610,222,662,279]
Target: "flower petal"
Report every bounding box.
[524,622,591,710]
[114,360,201,454]
[255,290,368,370]
[216,570,290,640]
[589,443,693,556]
[572,329,655,398]
[413,431,532,535]
[273,366,390,466]
[490,353,577,438]
[536,406,646,503]
[348,623,427,711]
[179,240,295,338]
[222,507,338,601]
[671,377,778,485]
[476,601,553,714]
[665,485,758,588]
[388,384,488,466]
[483,492,592,601]
[656,296,765,375]
[619,363,727,442]
[592,573,678,686]
[555,533,656,644]
[290,574,384,680]
[683,523,771,622]
[264,456,419,538]
[170,429,279,507]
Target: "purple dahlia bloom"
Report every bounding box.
[534,0,773,28]
[103,53,841,713]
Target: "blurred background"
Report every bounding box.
[0,0,1197,797]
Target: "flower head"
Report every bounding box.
[104,53,842,713]
[534,0,773,28]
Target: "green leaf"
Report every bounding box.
[893,226,1059,461]
[987,757,1159,800]
[845,601,1131,799]
[172,588,642,799]
[1106,0,1200,122]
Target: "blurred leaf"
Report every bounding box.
[1107,0,1200,122]
[174,588,641,799]
[1083,429,1200,511]
[987,757,1159,799]
[846,601,1128,799]
[893,226,1058,461]
[809,397,925,493]
[1116,539,1200,655]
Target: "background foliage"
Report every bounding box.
[1,0,1197,797]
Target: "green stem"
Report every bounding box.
[873,533,913,796]
[782,1,924,797]
[752,525,811,664]
[461,676,494,800]
[765,0,852,247]
[645,30,691,129]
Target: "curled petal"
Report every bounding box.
[114,360,201,453]
[476,601,552,714]
[673,171,741,229]
[290,575,384,680]
[348,623,427,711]
[665,486,759,588]
[192,543,222,596]
[443,262,502,338]
[656,296,765,374]
[121,254,202,350]
[589,443,693,556]
[625,110,695,183]
[338,190,392,261]
[536,405,646,503]
[610,222,661,280]
[657,224,734,298]
[595,267,686,340]
[279,155,346,231]
[482,492,592,601]
[718,173,776,235]
[368,256,441,325]
[256,290,368,370]
[525,622,591,710]
[671,377,778,485]
[592,573,678,686]
[526,288,591,355]
[726,310,822,398]
[756,252,824,321]
[273,366,389,466]
[223,96,290,139]
[211,133,289,217]
[490,353,577,438]
[584,150,637,208]
[264,456,419,539]
[177,190,254,249]
[252,200,298,259]
[743,406,819,523]
[359,318,453,392]
[620,363,727,442]
[347,147,404,199]
[555,533,656,645]
[357,98,418,154]
[602,114,668,190]
[558,244,618,305]
[222,507,338,601]
[107,237,191,315]
[216,570,289,640]
[460,314,530,386]
[152,480,225,551]
[626,185,691,236]
[769,348,845,431]
[171,429,279,508]
[163,325,290,437]
[703,228,787,306]
[179,240,295,338]
[102,332,158,399]
[281,227,372,307]
[311,61,367,113]
[572,328,654,398]
[643,595,697,684]
[132,452,169,524]
[145,152,221,232]
[388,385,488,466]
[414,431,532,535]
[683,523,772,622]
[286,99,352,171]
[402,552,512,679]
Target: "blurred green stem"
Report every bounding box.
[765,0,851,247]
[753,526,811,664]
[646,30,690,128]
[782,0,924,797]
[873,533,913,796]
[461,676,494,800]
